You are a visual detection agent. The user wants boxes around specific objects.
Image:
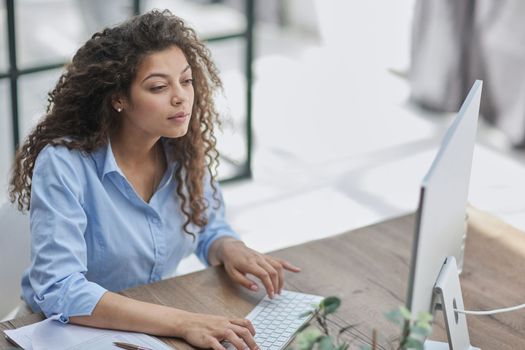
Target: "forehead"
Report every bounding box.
[135,46,189,77]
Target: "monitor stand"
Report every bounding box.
[424,257,480,350]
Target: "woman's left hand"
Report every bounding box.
[216,239,301,299]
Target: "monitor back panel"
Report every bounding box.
[407,80,483,316]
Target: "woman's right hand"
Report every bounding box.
[181,312,259,350]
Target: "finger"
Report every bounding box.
[276,258,302,272]
[230,318,256,335]
[248,264,275,298]
[228,267,259,292]
[231,324,258,350]
[258,259,279,297]
[268,258,284,294]
[207,336,227,350]
[224,329,246,350]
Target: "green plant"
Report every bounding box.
[288,297,433,350]
[383,305,433,350]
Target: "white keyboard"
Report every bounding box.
[227,290,324,350]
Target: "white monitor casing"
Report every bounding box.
[407,80,483,349]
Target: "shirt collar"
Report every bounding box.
[92,140,122,180]
[91,138,177,181]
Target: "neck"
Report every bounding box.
[110,128,160,167]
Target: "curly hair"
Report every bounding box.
[9,9,223,237]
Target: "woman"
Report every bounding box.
[9,9,300,350]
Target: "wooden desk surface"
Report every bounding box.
[1,209,524,349]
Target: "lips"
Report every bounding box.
[168,112,189,120]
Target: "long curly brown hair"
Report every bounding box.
[9,9,222,236]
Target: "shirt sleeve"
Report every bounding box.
[27,145,107,322]
[195,179,241,266]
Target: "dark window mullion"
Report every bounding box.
[244,0,254,179]
[133,0,140,16]
[6,0,19,150]
[205,33,246,42]
[18,62,67,76]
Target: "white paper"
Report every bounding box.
[5,316,174,350]
[4,322,37,350]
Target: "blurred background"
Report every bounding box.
[1,0,525,320]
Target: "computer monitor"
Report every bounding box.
[406,80,483,349]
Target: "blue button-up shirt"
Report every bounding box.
[21,139,240,322]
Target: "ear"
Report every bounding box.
[111,93,126,113]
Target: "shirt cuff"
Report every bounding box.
[48,280,107,323]
[197,231,241,267]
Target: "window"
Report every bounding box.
[1,0,253,190]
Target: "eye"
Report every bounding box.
[182,78,194,86]
[150,85,167,92]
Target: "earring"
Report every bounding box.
[116,107,122,112]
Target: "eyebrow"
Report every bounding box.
[141,65,192,83]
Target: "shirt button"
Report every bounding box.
[151,217,160,225]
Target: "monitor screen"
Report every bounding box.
[406,80,483,317]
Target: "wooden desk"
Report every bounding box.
[1,209,524,349]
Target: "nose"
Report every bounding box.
[171,90,187,106]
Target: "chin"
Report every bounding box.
[165,127,189,139]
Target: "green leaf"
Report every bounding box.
[296,328,323,350]
[359,346,372,350]
[320,296,341,315]
[410,325,432,338]
[385,309,404,326]
[398,306,412,320]
[413,321,432,333]
[318,336,336,350]
[403,337,424,350]
[416,311,433,324]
